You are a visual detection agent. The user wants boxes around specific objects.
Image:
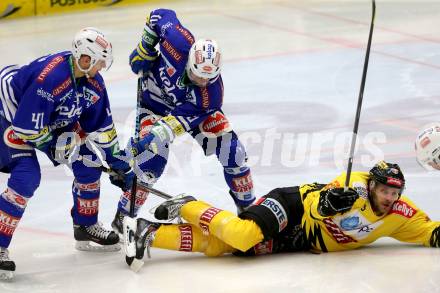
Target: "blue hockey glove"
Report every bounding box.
[108,151,135,192]
[129,47,158,75]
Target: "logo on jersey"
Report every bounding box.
[199,111,232,138]
[161,40,182,62]
[260,198,288,232]
[352,182,368,199]
[176,25,194,44]
[323,218,357,244]
[178,225,193,252]
[87,78,104,93]
[3,126,33,150]
[340,216,361,230]
[390,200,416,218]
[84,88,101,105]
[161,54,176,77]
[53,77,72,96]
[37,88,54,102]
[37,56,64,83]
[200,87,210,109]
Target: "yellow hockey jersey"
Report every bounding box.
[300,172,440,252]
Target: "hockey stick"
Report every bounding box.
[124,72,144,270]
[78,155,172,200]
[344,0,376,189]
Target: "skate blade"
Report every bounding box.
[130,258,144,273]
[0,270,14,281]
[75,241,121,252]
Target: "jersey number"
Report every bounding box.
[32,112,45,129]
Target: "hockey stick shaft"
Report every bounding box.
[128,72,144,217]
[345,0,376,189]
[78,155,172,200]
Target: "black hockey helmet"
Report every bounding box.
[369,161,405,194]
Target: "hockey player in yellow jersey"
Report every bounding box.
[124,160,440,264]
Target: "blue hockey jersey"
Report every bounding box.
[136,9,224,131]
[0,51,119,160]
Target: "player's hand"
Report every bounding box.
[108,152,135,192]
[129,47,158,75]
[318,187,359,217]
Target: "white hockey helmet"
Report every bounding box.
[72,27,113,74]
[415,123,440,170]
[186,39,222,80]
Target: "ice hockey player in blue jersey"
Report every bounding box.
[0,27,134,280]
[111,9,255,234]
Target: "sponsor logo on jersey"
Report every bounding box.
[175,25,195,44]
[0,210,19,236]
[199,111,231,138]
[353,182,368,199]
[2,188,28,210]
[37,56,64,83]
[340,216,360,230]
[3,126,33,150]
[160,22,173,37]
[253,239,274,255]
[178,225,193,252]
[199,207,222,234]
[87,78,104,92]
[84,88,101,105]
[77,198,99,216]
[390,200,416,218]
[161,40,182,62]
[323,218,356,244]
[52,77,72,96]
[37,88,54,102]
[232,173,253,193]
[161,54,176,77]
[200,87,209,109]
[260,198,288,232]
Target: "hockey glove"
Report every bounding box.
[130,130,169,162]
[318,187,359,217]
[129,46,159,75]
[108,152,135,192]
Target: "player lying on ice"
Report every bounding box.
[123,160,440,268]
[0,28,134,280]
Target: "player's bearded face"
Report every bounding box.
[370,182,400,216]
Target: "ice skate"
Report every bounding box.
[74,222,121,252]
[124,218,160,272]
[153,194,196,221]
[111,209,125,235]
[0,247,15,280]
